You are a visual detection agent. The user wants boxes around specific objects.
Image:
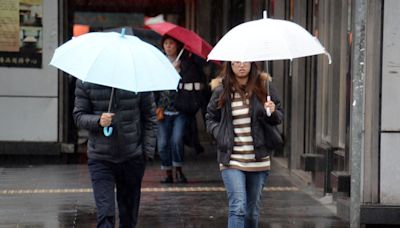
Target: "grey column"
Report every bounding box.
[350,0,367,227]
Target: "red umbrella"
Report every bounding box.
[146,22,213,60]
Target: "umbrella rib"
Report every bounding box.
[127,41,139,92]
[84,39,116,83]
[273,23,294,61]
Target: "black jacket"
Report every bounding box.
[73,80,157,163]
[205,76,283,166]
[157,55,206,114]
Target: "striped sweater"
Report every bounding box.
[220,92,271,172]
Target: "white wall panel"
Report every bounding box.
[0,97,57,141]
[380,133,400,204]
[381,0,400,131]
[0,0,58,142]
[380,0,400,205]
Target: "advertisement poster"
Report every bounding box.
[0,0,43,68]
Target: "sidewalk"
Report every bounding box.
[0,144,348,228]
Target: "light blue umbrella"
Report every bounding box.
[50,29,181,136]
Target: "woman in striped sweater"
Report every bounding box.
[206,61,283,228]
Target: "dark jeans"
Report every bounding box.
[157,113,187,169]
[88,156,146,228]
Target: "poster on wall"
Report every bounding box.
[0,0,43,68]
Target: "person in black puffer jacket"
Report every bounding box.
[73,80,157,228]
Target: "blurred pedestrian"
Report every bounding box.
[206,61,283,228]
[156,35,204,183]
[182,54,209,155]
[73,81,157,228]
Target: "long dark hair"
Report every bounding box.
[218,62,267,108]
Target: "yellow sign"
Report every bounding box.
[0,0,43,67]
[20,0,42,5]
[0,0,20,52]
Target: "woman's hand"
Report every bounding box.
[264,97,275,115]
[99,113,114,127]
[173,60,181,72]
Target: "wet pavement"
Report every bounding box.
[0,143,349,228]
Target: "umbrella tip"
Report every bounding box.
[263,10,268,19]
[120,28,126,37]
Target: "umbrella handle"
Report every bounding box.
[266,96,271,117]
[174,48,185,63]
[103,126,113,137]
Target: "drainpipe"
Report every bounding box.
[350,0,367,227]
[222,0,230,34]
[244,0,252,21]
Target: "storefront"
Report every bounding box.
[0,0,59,154]
[0,0,187,154]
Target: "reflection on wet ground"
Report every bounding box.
[0,144,349,228]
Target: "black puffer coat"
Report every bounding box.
[205,74,283,166]
[73,80,157,163]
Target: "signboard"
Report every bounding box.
[0,0,43,68]
[74,12,144,29]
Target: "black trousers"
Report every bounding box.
[184,115,202,149]
[88,156,146,228]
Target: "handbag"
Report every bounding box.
[263,122,284,150]
[155,107,164,121]
[262,80,284,149]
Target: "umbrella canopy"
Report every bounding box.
[208,13,331,63]
[146,21,213,60]
[50,31,181,92]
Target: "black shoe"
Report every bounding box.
[176,173,188,183]
[160,176,173,184]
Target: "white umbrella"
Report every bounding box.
[50,30,181,93]
[50,29,181,136]
[208,11,331,63]
[208,11,331,116]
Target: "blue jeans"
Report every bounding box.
[221,169,269,228]
[88,157,146,228]
[157,113,187,169]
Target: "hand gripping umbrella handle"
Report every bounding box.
[103,126,113,137]
[266,96,271,117]
[103,88,115,137]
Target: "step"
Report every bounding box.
[300,153,325,172]
[330,171,350,195]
